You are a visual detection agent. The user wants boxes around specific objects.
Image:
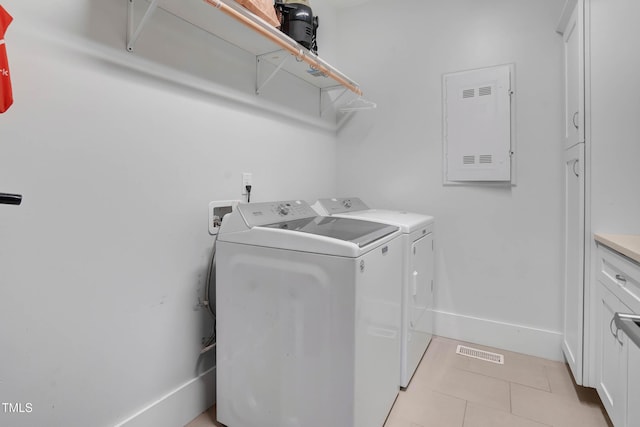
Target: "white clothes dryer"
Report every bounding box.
[313,197,435,389]
[215,200,403,427]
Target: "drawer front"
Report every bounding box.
[598,245,640,314]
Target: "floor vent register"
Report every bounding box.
[456,345,504,365]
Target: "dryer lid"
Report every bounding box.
[313,198,434,233]
[263,216,398,248]
[335,210,434,234]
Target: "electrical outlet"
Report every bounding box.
[208,200,240,235]
[241,173,252,195]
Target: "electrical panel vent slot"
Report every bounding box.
[479,154,493,164]
[463,89,475,99]
[479,86,492,96]
[463,155,475,165]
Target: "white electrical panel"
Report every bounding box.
[443,64,513,183]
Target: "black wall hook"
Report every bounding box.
[0,193,23,205]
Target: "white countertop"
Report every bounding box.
[594,233,640,264]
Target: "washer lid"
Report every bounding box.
[218,200,401,256]
[263,216,398,248]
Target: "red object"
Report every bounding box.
[0,5,13,114]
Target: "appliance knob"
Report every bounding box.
[343,200,352,209]
[277,204,290,216]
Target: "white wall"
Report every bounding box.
[0,1,337,426]
[589,0,640,234]
[584,0,640,385]
[335,0,566,359]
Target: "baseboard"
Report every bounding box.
[114,367,216,427]
[112,312,561,427]
[433,310,564,361]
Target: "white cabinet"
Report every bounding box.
[595,241,640,426]
[559,0,587,385]
[560,0,585,148]
[595,282,628,425]
[627,341,640,427]
[562,143,585,383]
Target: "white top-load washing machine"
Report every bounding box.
[215,200,403,427]
[313,197,434,388]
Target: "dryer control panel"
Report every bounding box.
[316,197,370,214]
[238,200,318,227]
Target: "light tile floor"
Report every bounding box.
[185,336,613,427]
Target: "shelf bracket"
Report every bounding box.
[256,53,290,95]
[336,110,355,129]
[320,87,349,117]
[127,0,160,52]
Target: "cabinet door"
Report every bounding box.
[627,340,640,427]
[596,283,629,425]
[562,0,585,148]
[562,143,585,384]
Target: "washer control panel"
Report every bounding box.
[238,200,318,227]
